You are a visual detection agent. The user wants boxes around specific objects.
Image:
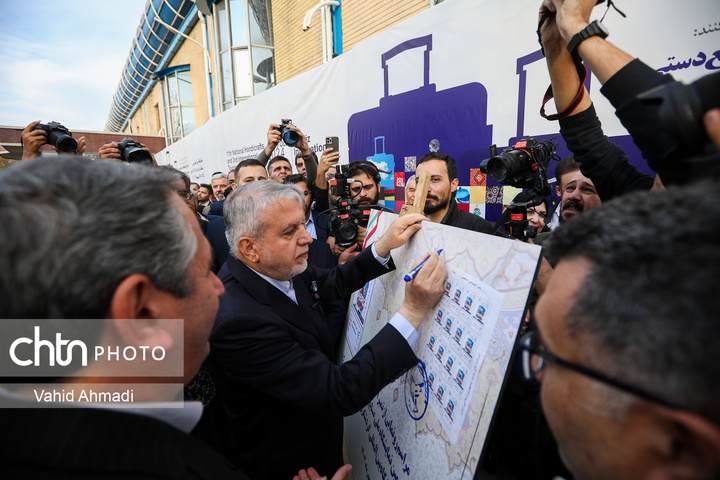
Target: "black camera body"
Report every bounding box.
[480,138,543,189]
[32,121,77,153]
[327,165,371,247]
[504,203,538,241]
[117,138,153,164]
[638,71,720,162]
[481,138,558,241]
[274,119,300,148]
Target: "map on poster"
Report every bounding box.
[341,211,541,480]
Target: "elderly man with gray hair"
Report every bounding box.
[203,180,447,480]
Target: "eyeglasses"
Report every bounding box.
[177,190,192,200]
[518,331,679,409]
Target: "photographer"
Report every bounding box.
[538,1,654,201]
[21,120,86,160]
[540,0,720,186]
[258,121,319,184]
[325,160,383,255]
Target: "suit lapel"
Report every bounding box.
[293,273,335,356]
[227,256,334,354]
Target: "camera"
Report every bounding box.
[480,138,557,191]
[116,138,153,164]
[326,165,371,247]
[32,121,77,153]
[638,71,720,162]
[481,138,558,241]
[274,119,300,148]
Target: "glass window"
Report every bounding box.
[168,75,179,106]
[249,1,272,46]
[233,49,252,98]
[162,69,196,145]
[229,0,248,47]
[217,1,228,51]
[220,51,233,105]
[252,46,274,95]
[214,0,275,111]
[178,72,193,105]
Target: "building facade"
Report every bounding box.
[107,0,443,145]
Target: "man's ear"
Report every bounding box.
[555,184,562,198]
[107,274,174,349]
[450,177,459,193]
[622,405,720,480]
[236,237,259,263]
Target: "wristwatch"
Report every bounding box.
[567,20,609,58]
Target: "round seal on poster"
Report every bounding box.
[404,359,429,420]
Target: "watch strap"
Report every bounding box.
[567,20,608,59]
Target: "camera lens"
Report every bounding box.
[338,222,358,246]
[54,133,77,152]
[486,159,509,183]
[124,147,153,165]
[282,128,300,147]
[486,149,530,184]
[50,132,78,153]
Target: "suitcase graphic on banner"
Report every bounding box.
[367,136,395,206]
[348,34,493,213]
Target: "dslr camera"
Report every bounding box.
[274,119,300,148]
[326,165,372,247]
[480,138,558,241]
[32,121,77,153]
[116,138,153,165]
[638,71,720,162]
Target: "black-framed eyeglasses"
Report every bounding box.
[518,331,679,409]
[177,190,192,200]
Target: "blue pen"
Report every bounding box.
[404,249,443,282]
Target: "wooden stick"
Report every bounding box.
[399,169,430,216]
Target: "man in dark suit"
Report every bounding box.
[205,180,446,480]
[0,156,246,479]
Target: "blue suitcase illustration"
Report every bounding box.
[366,136,395,207]
[348,34,494,212]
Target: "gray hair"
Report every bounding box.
[546,183,720,424]
[0,156,197,319]
[224,180,304,257]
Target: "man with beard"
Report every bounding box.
[347,160,382,206]
[415,152,494,234]
[197,183,213,213]
[554,156,601,224]
[533,156,601,266]
[326,160,382,254]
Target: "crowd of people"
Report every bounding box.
[2,0,720,479]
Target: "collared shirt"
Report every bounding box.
[247,242,420,350]
[305,213,317,240]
